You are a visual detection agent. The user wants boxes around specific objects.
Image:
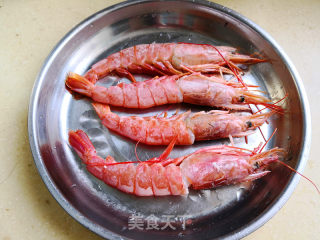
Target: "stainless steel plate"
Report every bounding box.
[28,0,311,239]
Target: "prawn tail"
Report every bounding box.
[242,91,284,113]
[69,129,116,183]
[66,72,94,97]
[68,130,97,164]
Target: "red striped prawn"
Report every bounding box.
[82,43,265,83]
[66,72,282,112]
[68,129,286,196]
[91,102,272,145]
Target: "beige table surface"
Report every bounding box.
[1,0,319,239]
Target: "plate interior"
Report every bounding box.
[30,1,305,239]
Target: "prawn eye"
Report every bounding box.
[254,162,260,169]
[246,121,253,128]
[239,95,245,102]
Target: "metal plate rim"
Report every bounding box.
[28,0,312,239]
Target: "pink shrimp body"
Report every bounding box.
[66,72,277,111]
[92,102,272,145]
[68,130,285,196]
[83,43,265,83]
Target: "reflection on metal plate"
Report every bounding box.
[28,1,311,239]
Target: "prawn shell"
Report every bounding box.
[135,163,154,196]
[151,163,171,196]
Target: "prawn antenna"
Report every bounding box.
[252,128,319,194]
[248,105,267,142]
[276,160,320,195]
[255,93,289,115]
[134,139,142,162]
[211,46,247,88]
[258,128,278,153]
[180,64,195,73]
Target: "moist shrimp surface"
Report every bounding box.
[92,102,273,145]
[66,72,281,112]
[82,43,265,83]
[68,129,285,196]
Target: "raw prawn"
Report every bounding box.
[92,102,272,145]
[66,72,282,112]
[82,43,265,83]
[68,129,285,196]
